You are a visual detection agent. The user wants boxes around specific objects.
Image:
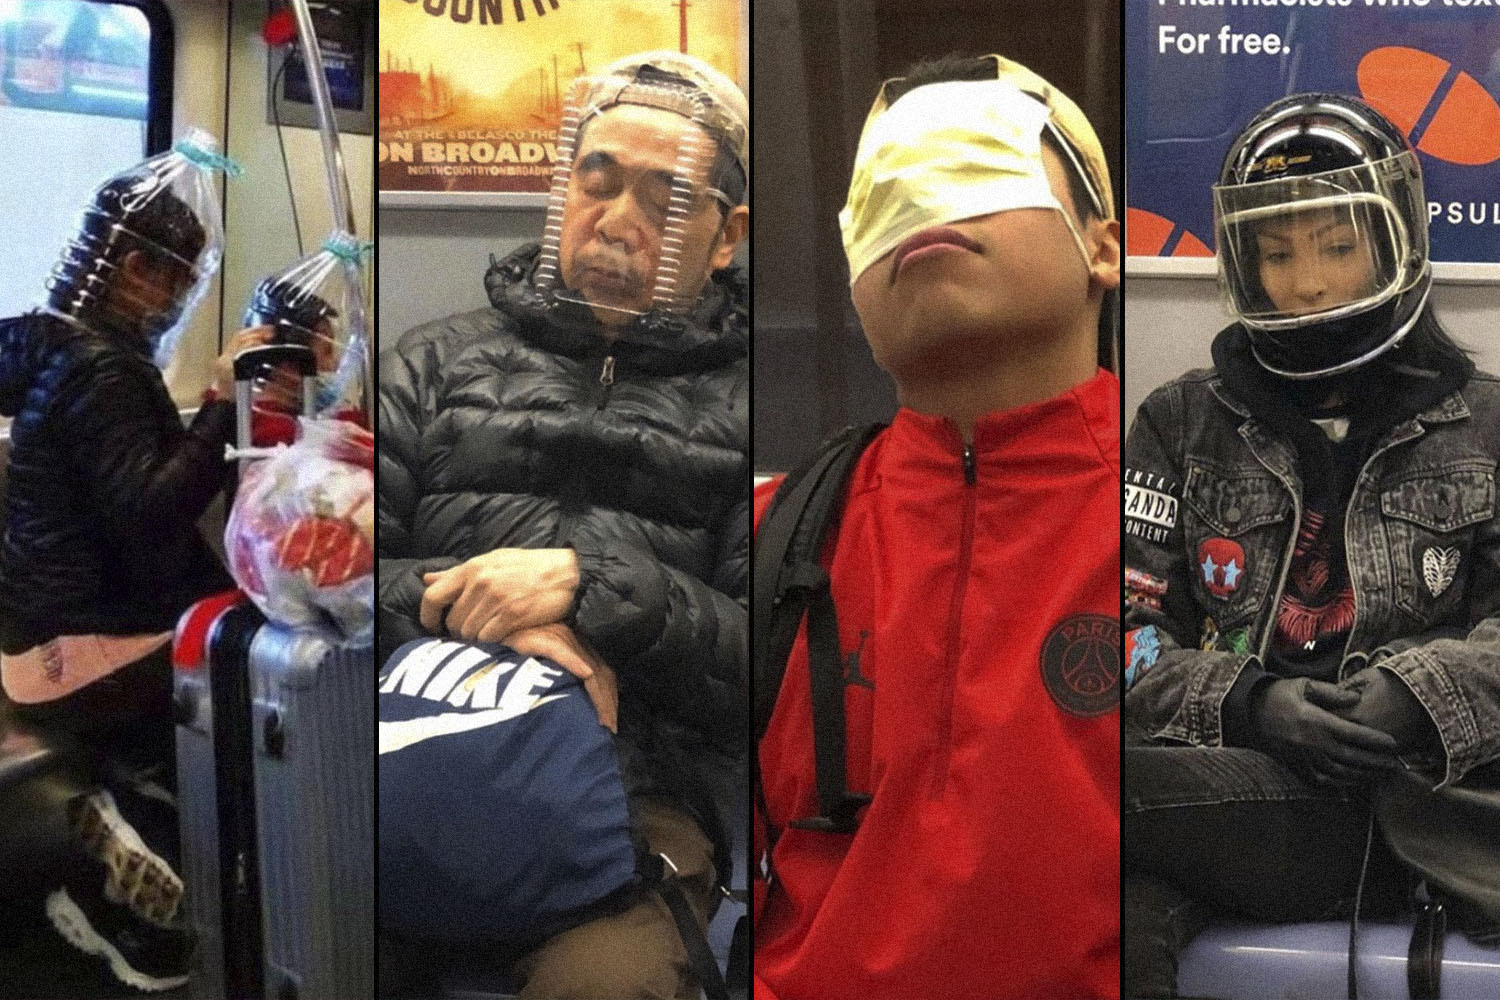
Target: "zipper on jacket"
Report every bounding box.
[932,441,977,796]
[597,355,615,411]
[553,355,615,544]
[600,355,615,386]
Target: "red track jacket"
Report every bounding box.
[754,369,1122,1000]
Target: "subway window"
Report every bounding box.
[0,0,171,318]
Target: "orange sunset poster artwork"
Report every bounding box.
[379,0,743,195]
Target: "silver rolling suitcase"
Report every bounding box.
[247,623,374,1000]
[172,343,340,1000]
[174,594,268,1000]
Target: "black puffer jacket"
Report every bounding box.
[0,311,235,653]
[379,244,748,867]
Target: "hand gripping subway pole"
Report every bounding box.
[284,0,370,426]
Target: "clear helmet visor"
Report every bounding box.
[241,231,369,420]
[534,75,729,323]
[1213,153,1427,331]
[44,127,231,366]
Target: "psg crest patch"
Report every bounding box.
[1040,614,1121,717]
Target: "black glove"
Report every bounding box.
[1339,666,1440,755]
[1250,677,1404,787]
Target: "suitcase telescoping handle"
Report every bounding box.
[233,343,317,471]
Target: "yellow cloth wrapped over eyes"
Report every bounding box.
[839,79,1086,284]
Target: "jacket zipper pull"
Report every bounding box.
[962,444,976,485]
[597,355,615,411]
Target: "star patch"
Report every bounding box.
[1040,614,1120,717]
[1422,546,1460,598]
[1197,537,1246,599]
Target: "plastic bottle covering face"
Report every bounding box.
[534,73,731,323]
[242,232,370,414]
[45,128,235,368]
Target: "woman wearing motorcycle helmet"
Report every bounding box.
[1122,93,1500,997]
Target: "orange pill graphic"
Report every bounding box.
[1357,46,1500,166]
[1126,207,1213,258]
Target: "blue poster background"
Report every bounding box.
[1127,4,1500,265]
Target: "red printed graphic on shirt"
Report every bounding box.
[1276,509,1356,648]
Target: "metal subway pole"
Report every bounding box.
[286,0,372,425]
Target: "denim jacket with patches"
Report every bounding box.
[1124,367,1500,788]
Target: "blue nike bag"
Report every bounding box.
[377,638,638,949]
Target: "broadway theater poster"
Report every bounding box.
[379,0,744,196]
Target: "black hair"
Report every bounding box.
[882,53,997,100]
[46,166,207,326]
[1395,303,1475,367]
[87,167,207,264]
[884,53,1116,370]
[707,142,747,215]
[244,276,339,338]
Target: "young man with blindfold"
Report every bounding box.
[753,54,1122,1000]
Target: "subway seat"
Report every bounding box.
[1179,920,1500,1000]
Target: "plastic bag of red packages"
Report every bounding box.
[225,418,374,644]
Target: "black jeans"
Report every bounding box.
[11,646,179,866]
[11,646,175,770]
[1122,741,1410,998]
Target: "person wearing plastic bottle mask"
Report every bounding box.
[555,76,749,330]
[841,57,1120,430]
[380,52,752,1000]
[106,248,197,338]
[0,136,264,994]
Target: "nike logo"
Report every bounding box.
[379,639,572,754]
[379,693,567,754]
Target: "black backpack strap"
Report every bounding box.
[727,912,749,994]
[1408,892,1446,999]
[640,851,729,1000]
[753,424,884,835]
[786,564,869,833]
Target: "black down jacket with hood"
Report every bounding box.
[379,243,749,873]
[0,311,234,654]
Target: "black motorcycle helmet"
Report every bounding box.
[1213,94,1430,379]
